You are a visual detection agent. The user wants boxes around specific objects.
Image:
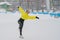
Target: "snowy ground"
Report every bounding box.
[0,12,60,40]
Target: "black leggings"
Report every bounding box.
[18,18,24,35]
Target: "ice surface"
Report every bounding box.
[0,12,60,40]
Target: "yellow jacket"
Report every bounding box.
[18,7,36,20]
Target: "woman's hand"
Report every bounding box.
[36,16,39,19]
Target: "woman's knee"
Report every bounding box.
[19,26,22,29]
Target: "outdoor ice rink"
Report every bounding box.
[0,12,60,40]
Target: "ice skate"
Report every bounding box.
[19,35,24,39]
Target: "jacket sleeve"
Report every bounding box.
[27,15,36,20]
[18,7,26,14]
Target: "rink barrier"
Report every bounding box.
[31,12,49,14]
[50,12,60,17]
[0,11,60,17]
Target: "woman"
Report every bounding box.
[18,6,39,38]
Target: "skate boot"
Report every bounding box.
[19,35,24,39]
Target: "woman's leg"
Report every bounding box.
[18,18,24,36]
[19,22,24,35]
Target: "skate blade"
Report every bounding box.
[19,36,24,39]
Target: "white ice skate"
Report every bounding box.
[19,35,24,39]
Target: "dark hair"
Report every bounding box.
[26,10,30,13]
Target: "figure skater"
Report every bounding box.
[18,6,39,38]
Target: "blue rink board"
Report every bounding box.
[31,12,60,17]
[0,11,60,17]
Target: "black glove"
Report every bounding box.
[17,6,19,8]
[36,16,39,19]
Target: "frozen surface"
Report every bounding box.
[0,12,60,40]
